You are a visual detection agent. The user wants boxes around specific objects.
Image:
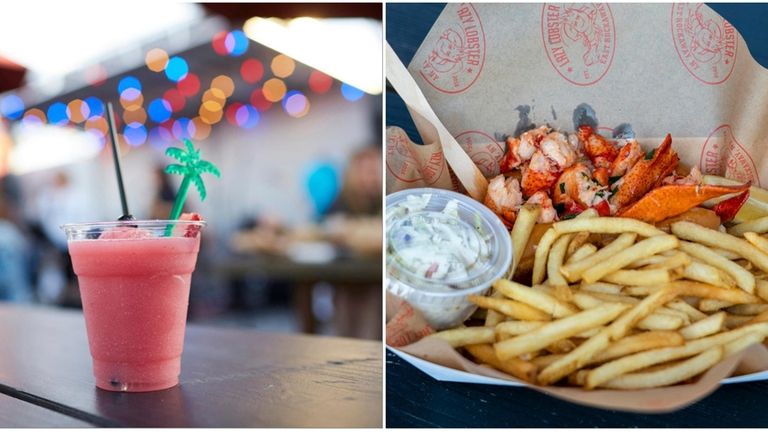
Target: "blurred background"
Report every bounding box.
[0,3,382,339]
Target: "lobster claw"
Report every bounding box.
[618,183,751,223]
[712,188,750,222]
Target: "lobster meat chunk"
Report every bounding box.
[618,183,751,223]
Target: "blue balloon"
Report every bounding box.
[305,162,339,218]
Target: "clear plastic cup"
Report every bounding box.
[386,188,513,330]
[61,220,205,392]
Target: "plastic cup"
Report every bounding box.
[385,188,513,330]
[61,220,205,392]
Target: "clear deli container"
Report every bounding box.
[386,188,513,330]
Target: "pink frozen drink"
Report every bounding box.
[64,219,204,392]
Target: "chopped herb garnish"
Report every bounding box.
[608,175,621,184]
[645,149,655,160]
[559,182,565,193]
[561,213,578,220]
[596,191,604,198]
[610,186,619,195]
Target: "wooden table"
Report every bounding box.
[386,3,768,427]
[0,304,381,427]
[387,350,768,427]
[214,254,381,333]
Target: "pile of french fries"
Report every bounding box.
[433,206,768,390]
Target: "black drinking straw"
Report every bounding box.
[105,102,134,221]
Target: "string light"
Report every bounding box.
[240,59,264,83]
[165,56,189,82]
[148,98,172,123]
[282,90,310,118]
[270,54,295,78]
[66,99,90,123]
[47,102,69,125]
[224,30,249,56]
[262,78,286,102]
[341,83,364,102]
[308,71,333,94]
[177,73,200,96]
[211,75,235,98]
[0,95,25,120]
[145,48,169,72]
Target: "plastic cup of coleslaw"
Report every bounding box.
[386,188,513,330]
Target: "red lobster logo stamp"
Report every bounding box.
[418,3,486,94]
[700,125,760,187]
[671,3,737,85]
[455,131,505,178]
[541,3,615,86]
[385,128,445,185]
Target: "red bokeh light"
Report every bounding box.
[163,88,186,112]
[240,59,264,84]
[250,88,273,112]
[308,71,333,94]
[225,102,244,126]
[177,73,201,97]
[212,31,228,56]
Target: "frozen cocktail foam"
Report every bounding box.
[99,226,153,240]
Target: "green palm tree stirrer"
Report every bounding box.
[164,139,221,236]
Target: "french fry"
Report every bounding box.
[546,339,577,354]
[568,369,590,386]
[468,295,551,321]
[602,268,675,286]
[565,231,592,259]
[623,285,662,296]
[642,251,691,270]
[723,332,766,357]
[508,204,541,278]
[672,221,768,274]
[566,243,598,265]
[581,282,623,295]
[553,217,666,238]
[726,304,768,316]
[465,344,537,382]
[560,233,638,283]
[725,314,754,328]
[745,310,768,325]
[493,279,578,318]
[548,234,574,287]
[680,312,725,340]
[588,292,639,305]
[678,241,756,294]
[636,313,685,331]
[710,247,741,260]
[531,353,565,369]
[495,321,546,338]
[494,303,629,361]
[532,228,559,285]
[581,235,679,284]
[699,299,732,312]
[728,215,768,237]
[538,331,611,385]
[757,279,768,302]
[627,254,669,269]
[575,327,604,338]
[666,299,709,322]
[586,322,768,389]
[683,260,737,290]
[589,331,685,364]
[432,327,496,347]
[672,280,761,304]
[744,232,768,254]
[552,285,574,303]
[598,346,723,389]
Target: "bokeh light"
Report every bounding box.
[235,105,260,129]
[177,73,200,97]
[120,91,144,110]
[84,97,104,117]
[282,90,310,118]
[0,95,25,120]
[85,116,108,137]
[191,117,212,140]
[250,88,273,112]
[66,99,90,123]
[225,30,249,56]
[118,76,142,94]
[148,99,172,123]
[120,87,142,102]
[163,88,186,112]
[225,102,243,126]
[123,107,147,125]
[123,123,147,146]
[211,75,235,98]
[47,102,69,125]
[199,101,224,125]
[271,54,296,78]
[172,117,193,140]
[309,71,333,94]
[165,56,189,82]
[341,83,364,102]
[145,48,169,72]
[240,59,264,83]
[262,78,287,102]
[202,88,227,107]
[212,31,228,56]
[22,109,46,127]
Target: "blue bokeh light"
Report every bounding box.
[84,97,104,117]
[123,123,147,147]
[47,102,69,125]
[0,95,25,120]
[235,105,259,129]
[340,83,364,102]
[148,98,172,123]
[165,57,189,82]
[225,30,249,56]
[118,76,142,94]
[172,117,192,140]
